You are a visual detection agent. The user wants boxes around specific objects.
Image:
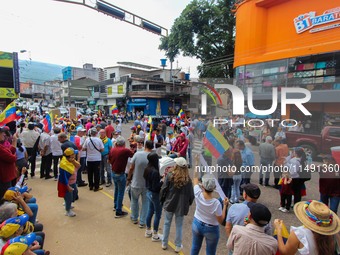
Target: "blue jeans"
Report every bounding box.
[162,210,184,248]
[231,175,242,203]
[71,183,78,201]
[259,158,272,185]
[320,194,339,214]
[100,154,112,183]
[112,173,126,213]
[64,189,73,211]
[130,187,148,225]
[188,147,192,167]
[28,203,38,224]
[146,191,162,232]
[77,157,86,184]
[191,217,219,255]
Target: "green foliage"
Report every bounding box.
[159,0,235,78]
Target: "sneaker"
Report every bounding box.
[115,211,128,218]
[145,229,152,238]
[161,243,168,250]
[278,207,285,211]
[78,182,88,187]
[113,207,116,212]
[54,177,58,181]
[105,183,112,187]
[93,187,103,192]
[65,210,76,217]
[139,224,146,229]
[175,245,183,253]
[151,233,161,242]
[131,219,138,224]
[281,208,289,213]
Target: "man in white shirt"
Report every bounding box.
[50,128,63,180]
[82,128,104,191]
[21,123,40,177]
[39,128,53,179]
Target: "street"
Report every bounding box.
[29,122,327,255]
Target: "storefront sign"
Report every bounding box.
[294,7,340,34]
[0,88,18,99]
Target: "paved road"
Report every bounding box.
[29,123,330,255]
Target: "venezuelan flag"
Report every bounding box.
[0,102,17,126]
[178,109,185,119]
[273,221,289,254]
[57,157,75,198]
[110,104,118,114]
[203,125,229,159]
[42,113,53,133]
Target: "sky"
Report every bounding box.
[0,0,201,77]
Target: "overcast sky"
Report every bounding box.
[0,0,200,77]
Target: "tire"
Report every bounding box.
[300,144,316,158]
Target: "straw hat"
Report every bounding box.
[294,200,340,235]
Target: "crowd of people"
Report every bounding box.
[0,110,339,254]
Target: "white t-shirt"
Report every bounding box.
[165,137,176,151]
[193,185,222,226]
[50,134,63,156]
[291,226,317,255]
[83,137,104,162]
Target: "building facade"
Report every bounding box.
[234,0,340,130]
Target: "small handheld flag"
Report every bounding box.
[0,102,17,126]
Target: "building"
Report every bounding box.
[57,77,98,107]
[62,63,104,82]
[234,0,340,130]
[91,62,191,116]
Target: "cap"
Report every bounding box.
[180,122,185,126]
[201,174,216,192]
[76,127,86,132]
[130,126,136,130]
[1,233,36,255]
[241,183,261,199]
[167,130,173,134]
[174,157,187,167]
[3,189,16,201]
[0,214,29,238]
[247,202,271,226]
[180,133,186,138]
[64,148,75,157]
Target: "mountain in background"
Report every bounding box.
[19,60,65,84]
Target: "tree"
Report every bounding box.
[159,0,235,78]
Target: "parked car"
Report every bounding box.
[286,126,340,158]
[59,107,68,115]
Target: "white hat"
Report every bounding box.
[174,157,187,167]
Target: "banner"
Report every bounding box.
[0,52,13,68]
[0,88,18,99]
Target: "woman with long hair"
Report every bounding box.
[160,157,194,252]
[274,200,340,255]
[143,152,163,242]
[230,149,242,203]
[285,147,307,204]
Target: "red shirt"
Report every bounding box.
[105,125,115,139]
[172,137,189,157]
[0,144,17,183]
[109,146,134,174]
